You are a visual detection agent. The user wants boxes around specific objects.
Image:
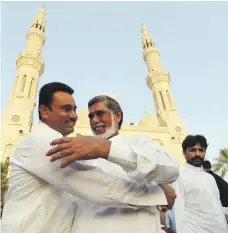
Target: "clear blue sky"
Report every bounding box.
[1,1,228,164]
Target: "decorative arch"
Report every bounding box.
[159,91,166,110]
[4,144,14,158]
[28,78,35,98]
[166,90,172,106]
[20,75,27,92]
[153,94,159,111]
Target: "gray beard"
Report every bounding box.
[92,112,118,139]
[92,126,117,139]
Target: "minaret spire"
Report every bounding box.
[142,25,187,141]
[141,24,162,72]
[25,7,46,56]
[31,6,46,31]
[1,7,47,161]
[141,24,155,49]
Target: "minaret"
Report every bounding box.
[142,25,187,140]
[1,7,46,161]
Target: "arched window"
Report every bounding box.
[28,78,34,98]
[146,40,150,48]
[153,94,159,111]
[4,144,14,158]
[159,91,166,110]
[20,75,26,92]
[166,90,172,106]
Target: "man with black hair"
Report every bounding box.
[203,160,228,207]
[2,83,178,233]
[174,135,228,233]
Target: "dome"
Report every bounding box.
[139,113,159,126]
[76,109,90,126]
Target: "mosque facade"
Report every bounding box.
[1,7,187,164]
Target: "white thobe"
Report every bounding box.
[1,123,179,233]
[174,163,228,233]
[71,135,180,233]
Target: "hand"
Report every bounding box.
[46,134,111,168]
[159,184,176,209]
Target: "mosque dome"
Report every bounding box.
[139,113,159,126]
[76,109,90,126]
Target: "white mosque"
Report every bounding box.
[1,7,187,164]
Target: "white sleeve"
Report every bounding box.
[13,131,166,208]
[209,175,220,200]
[173,177,185,232]
[108,135,179,184]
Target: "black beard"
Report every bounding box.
[187,157,204,167]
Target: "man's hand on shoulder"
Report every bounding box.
[46,134,111,168]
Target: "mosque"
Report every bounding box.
[1,7,187,164]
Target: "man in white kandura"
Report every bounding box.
[173,135,228,233]
[47,94,179,233]
[2,83,178,233]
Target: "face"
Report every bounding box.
[88,101,121,139]
[184,143,206,167]
[39,91,78,136]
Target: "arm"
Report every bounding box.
[165,211,176,233]
[47,134,179,184]
[108,135,179,184]
[13,131,167,208]
[159,184,176,209]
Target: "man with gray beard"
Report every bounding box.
[46,94,179,233]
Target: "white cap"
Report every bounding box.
[101,92,121,106]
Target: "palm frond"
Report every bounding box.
[1,157,10,205]
[212,148,228,178]
[220,167,228,178]
[212,163,223,172]
[219,148,228,161]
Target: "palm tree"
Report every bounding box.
[212,148,228,178]
[1,157,10,205]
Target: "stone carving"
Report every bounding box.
[11,115,20,122]
[175,126,182,133]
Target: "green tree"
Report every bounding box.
[1,157,10,205]
[212,148,228,178]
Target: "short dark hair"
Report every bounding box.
[182,135,208,152]
[38,82,74,120]
[88,95,123,129]
[202,160,212,169]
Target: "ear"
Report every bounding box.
[183,149,187,159]
[39,105,49,120]
[114,112,121,124]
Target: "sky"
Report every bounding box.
[1,1,228,166]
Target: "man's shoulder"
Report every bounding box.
[19,124,62,147]
[179,164,188,173]
[210,171,228,183]
[11,124,63,164]
[118,134,166,148]
[203,171,219,184]
[177,164,193,181]
[113,134,150,141]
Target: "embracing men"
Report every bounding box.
[2,82,178,233]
